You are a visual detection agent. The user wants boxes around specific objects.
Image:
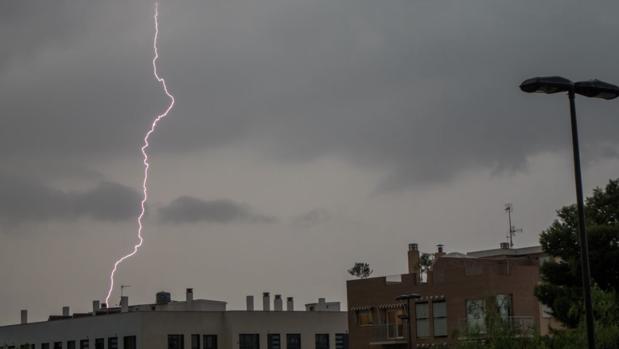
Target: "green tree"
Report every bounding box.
[347,262,373,279]
[541,287,619,349]
[535,179,619,328]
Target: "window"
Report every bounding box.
[107,337,117,349]
[495,294,512,322]
[415,302,429,338]
[335,334,348,349]
[42,344,50,349]
[94,339,104,349]
[315,334,329,349]
[466,299,486,334]
[286,334,300,349]
[239,334,259,349]
[53,343,62,349]
[356,309,373,326]
[267,334,280,349]
[433,301,447,337]
[123,336,137,349]
[191,335,200,349]
[202,335,217,349]
[385,309,404,338]
[79,340,89,349]
[168,335,184,349]
[67,342,75,349]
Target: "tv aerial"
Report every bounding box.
[504,203,523,247]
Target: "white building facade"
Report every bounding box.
[0,290,348,349]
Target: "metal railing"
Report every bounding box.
[457,316,535,337]
[369,324,409,345]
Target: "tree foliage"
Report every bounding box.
[347,262,373,279]
[535,179,619,327]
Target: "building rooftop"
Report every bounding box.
[466,245,543,258]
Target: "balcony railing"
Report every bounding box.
[457,316,535,337]
[368,324,408,345]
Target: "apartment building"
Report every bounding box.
[347,243,551,348]
[0,289,348,349]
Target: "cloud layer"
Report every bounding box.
[159,196,276,224]
[0,173,141,224]
[2,0,619,193]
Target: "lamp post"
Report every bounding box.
[520,76,619,349]
[396,293,420,349]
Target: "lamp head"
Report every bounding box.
[520,76,573,94]
[574,79,619,100]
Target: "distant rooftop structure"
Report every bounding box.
[467,245,543,258]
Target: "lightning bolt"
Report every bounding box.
[104,2,175,305]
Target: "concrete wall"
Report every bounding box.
[0,310,348,349]
[0,312,143,349]
[223,311,347,349]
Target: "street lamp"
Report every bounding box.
[520,76,619,349]
[396,293,421,349]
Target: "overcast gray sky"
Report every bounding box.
[1,0,619,325]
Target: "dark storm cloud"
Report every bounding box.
[0,173,140,225]
[3,0,619,189]
[159,196,276,224]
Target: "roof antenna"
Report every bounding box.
[504,203,523,247]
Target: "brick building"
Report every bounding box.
[346,243,553,348]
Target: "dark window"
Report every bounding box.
[123,336,137,349]
[168,335,184,349]
[202,335,217,349]
[67,341,75,349]
[107,337,117,349]
[335,334,348,349]
[286,334,300,349]
[239,334,259,349]
[433,301,448,337]
[267,334,280,349]
[315,334,329,349]
[416,302,430,338]
[79,340,89,349]
[42,345,50,349]
[191,335,200,349]
[53,343,62,349]
[94,339,104,349]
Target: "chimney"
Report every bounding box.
[286,297,294,311]
[263,292,271,311]
[186,288,194,303]
[436,244,446,257]
[408,243,421,277]
[120,296,129,313]
[62,306,70,317]
[92,300,100,315]
[246,295,254,311]
[500,242,510,250]
[274,295,283,311]
[318,298,326,305]
[21,310,28,324]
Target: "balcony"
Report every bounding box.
[368,324,408,346]
[457,316,536,337]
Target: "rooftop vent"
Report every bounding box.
[156,291,171,305]
[263,292,271,311]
